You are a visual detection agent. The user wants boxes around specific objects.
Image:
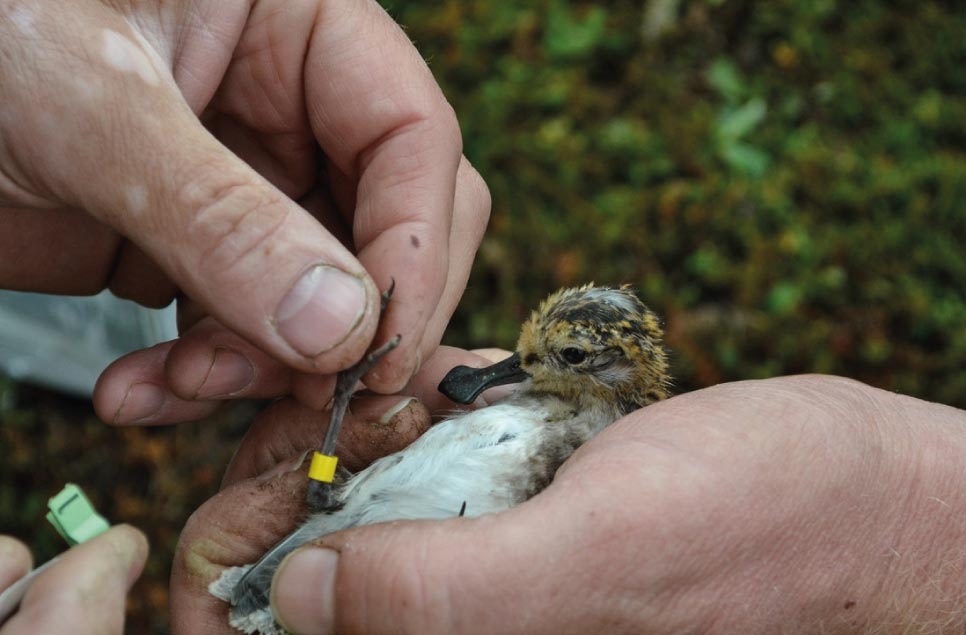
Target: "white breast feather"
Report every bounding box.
[339,402,548,523]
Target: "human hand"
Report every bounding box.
[0,1,488,424]
[168,346,510,633]
[170,374,966,634]
[0,526,147,634]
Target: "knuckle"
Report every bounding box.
[437,101,463,153]
[180,174,290,279]
[460,162,492,237]
[452,161,491,249]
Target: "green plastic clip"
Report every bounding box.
[45,484,110,546]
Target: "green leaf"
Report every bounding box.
[544,3,608,61]
[766,283,803,315]
[717,98,768,140]
[720,142,770,177]
[707,58,745,102]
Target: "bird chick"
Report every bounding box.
[209,284,670,634]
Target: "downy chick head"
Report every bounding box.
[515,284,669,415]
[439,284,669,416]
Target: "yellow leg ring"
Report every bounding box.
[308,452,338,483]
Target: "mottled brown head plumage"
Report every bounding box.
[515,284,670,416]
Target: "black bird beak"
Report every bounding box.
[438,353,529,404]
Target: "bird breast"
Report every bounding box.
[335,396,598,526]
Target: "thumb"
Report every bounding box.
[8,525,147,635]
[3,7,380,373]
[270,500,592,634]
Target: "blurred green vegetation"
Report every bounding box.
[389,0,965,405]
[1,2,964,633]
[0,376,252,633]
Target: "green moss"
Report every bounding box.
[386,0,966,406]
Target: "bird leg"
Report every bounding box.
[305,282,400,512]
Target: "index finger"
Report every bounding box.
[305,1,464,392]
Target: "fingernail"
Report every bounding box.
[107,525,141,560]
[379,397,417,424]
[411,348,423,379]
[113,383,164,424]
[102,525,149,584]
[276,265,367,357]
[272,547,338,635]
[256,449,312,482]
[196,347,254,398]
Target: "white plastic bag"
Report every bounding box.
[0,290,176,397]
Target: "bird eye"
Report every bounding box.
[560,347,587,364]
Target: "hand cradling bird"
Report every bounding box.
[209,284,671,634]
